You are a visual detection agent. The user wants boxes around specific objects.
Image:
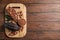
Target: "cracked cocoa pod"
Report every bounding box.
[5,22,21,31]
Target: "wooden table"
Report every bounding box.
[0,0,60,40]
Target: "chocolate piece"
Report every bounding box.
[18,19,26,27]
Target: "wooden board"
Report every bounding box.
[0,0,60,40]
[5,3,27,38]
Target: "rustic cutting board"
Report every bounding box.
[5,3,27,38]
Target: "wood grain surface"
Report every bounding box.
[0,0,60,40]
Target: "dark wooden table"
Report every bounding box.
[0,0,60,40]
